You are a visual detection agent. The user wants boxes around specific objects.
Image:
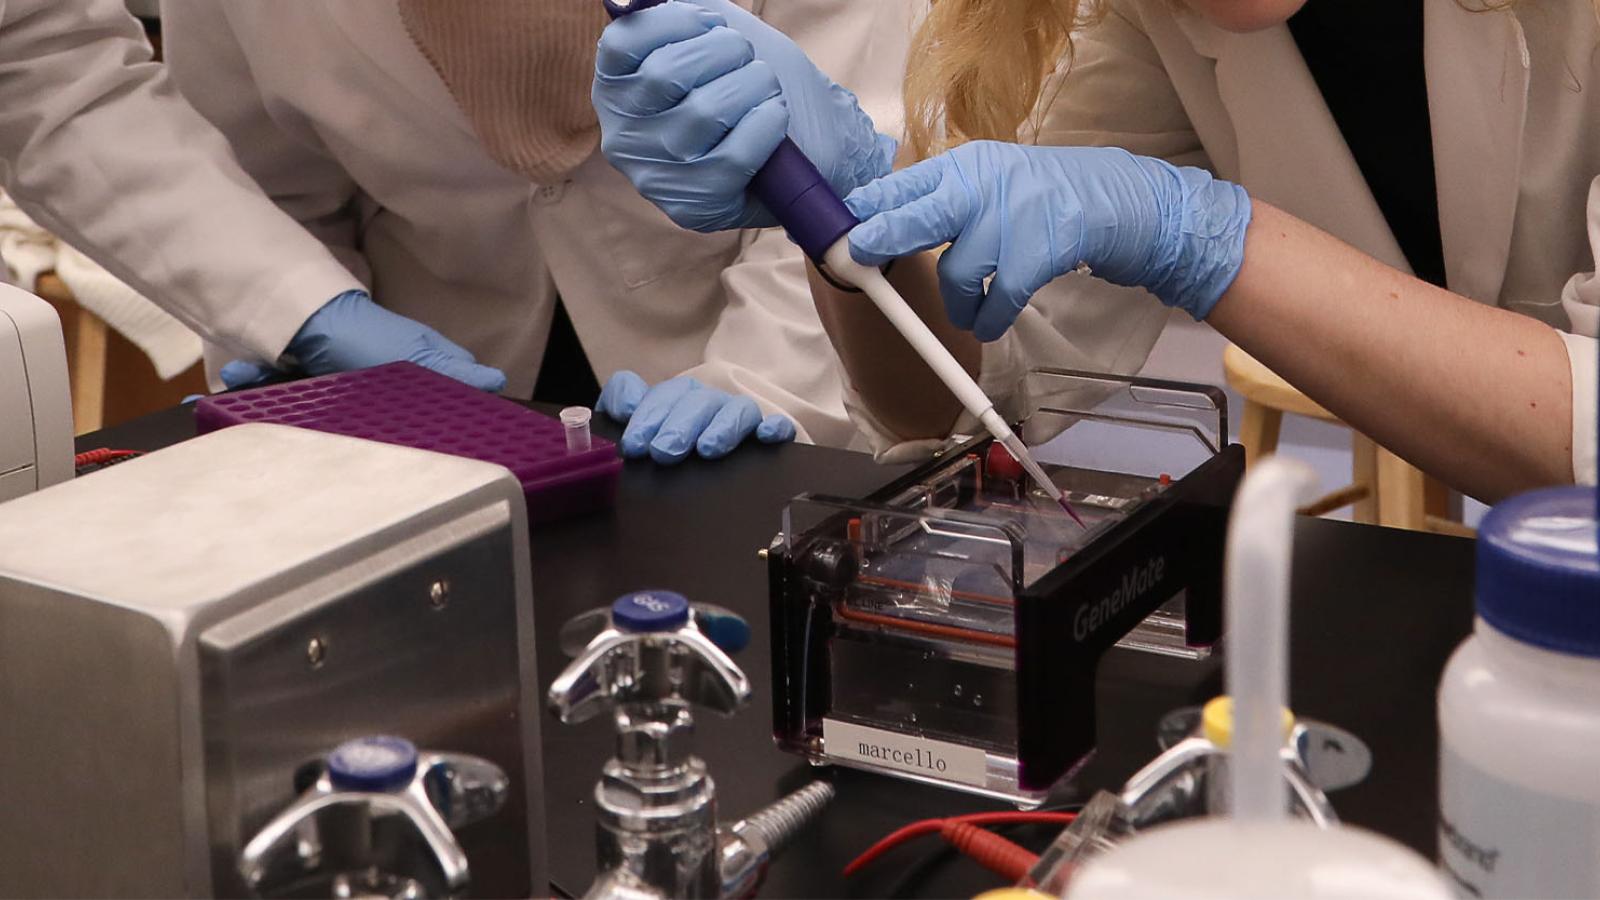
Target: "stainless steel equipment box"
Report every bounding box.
[0,424,546,897]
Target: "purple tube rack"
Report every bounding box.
[194,362,622,526]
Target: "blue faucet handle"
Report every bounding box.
[559,596,752,657]
[692,604,752,654]
[326,736,419,793]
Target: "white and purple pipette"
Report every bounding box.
[604,0,1083,527]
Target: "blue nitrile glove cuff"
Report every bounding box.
[1125,157,1252,321]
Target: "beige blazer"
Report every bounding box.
[859,0,1597,475]
[159,0,918,448]
[1053,0,1599,479]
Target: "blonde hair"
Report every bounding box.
[904,0,1098,160]
[905,0,1600,162]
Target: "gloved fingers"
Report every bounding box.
[978,257,1059,342]
[935,230,999,332]
[597,370,651,423]
[410,330,507,392]
[618,25,759,119]
[696,91,789,182]
[413,349,508,392]
[648,387,730,464]
[620,376,701,457]
[845,157,947,221]
[694,395,763,459]
[595,2,725,78]
[414,322,481,362]
[845,172,970,267]
[656,59,784,161]
[219,359,278,390]
[756,414,798,444]
[629,93,787,233]
[971,291,1030,344]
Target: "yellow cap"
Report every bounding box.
[1201,696,1295,748]
[973,891,1054,900]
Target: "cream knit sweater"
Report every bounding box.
[399,0,611,184]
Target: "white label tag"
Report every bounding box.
[823,718,988,788]
[1439,747,1600,897]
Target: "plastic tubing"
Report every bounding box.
[1222,456,1320,823]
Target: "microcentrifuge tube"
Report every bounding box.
[560,406,593,454]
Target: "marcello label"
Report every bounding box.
[824,719,988,788]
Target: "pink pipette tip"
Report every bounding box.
[1058,494,1087,529]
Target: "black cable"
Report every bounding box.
[549,879,575,899]
[881,842,963,899]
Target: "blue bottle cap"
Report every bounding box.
[612,590,691,633]
[327,736,419,792]
[1476,487,1600,658]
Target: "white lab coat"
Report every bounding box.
[0,0,360,366]
[855,0,1599,483]
[159,0,918,448]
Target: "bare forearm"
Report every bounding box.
[1209,202,1573,501]
[808,252,982,440]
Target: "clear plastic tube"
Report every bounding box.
[1222,456,1319,823]
[560,406,593,454]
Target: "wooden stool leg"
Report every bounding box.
[72,307,108,435]
[1351,434,1379,524]
[1376,448,1427,531]
[1238,400,1283,468]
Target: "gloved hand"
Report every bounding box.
[219,290,507,392]
[593,0,896,232]
[597,370,797,464]
[845,142,1253,341]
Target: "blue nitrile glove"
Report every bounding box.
[845,142,1252,341]
[593,0,896,232]
[597,370,797,464]
[219,290,507,392]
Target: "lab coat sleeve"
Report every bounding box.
[159,0,372,289]
[1557,178,1600,485]
[841,1,1194,460]
[0,0,361,363]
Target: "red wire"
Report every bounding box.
[940,820,1039,882]
[842,811,1076,877]
[74,448,143,468]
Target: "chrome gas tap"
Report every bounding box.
[238,736,509,898]
[551,591,833,900]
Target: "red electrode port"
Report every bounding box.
[985,442,1025,482]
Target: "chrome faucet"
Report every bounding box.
[551,591,833,899]
[238,736,509,898]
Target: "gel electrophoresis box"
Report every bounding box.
[195,362,621,525]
